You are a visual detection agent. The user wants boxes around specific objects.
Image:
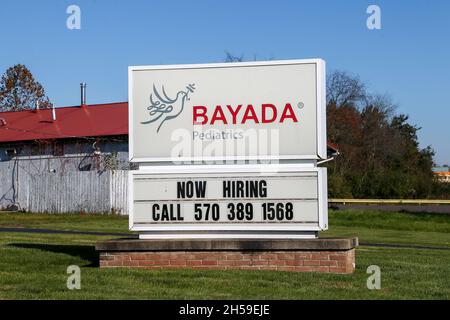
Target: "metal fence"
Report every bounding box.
[0,160,128,214]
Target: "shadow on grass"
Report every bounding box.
[9,243,98,267]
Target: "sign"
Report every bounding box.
[128,59,328,239]
[129,165,327,238]
[129,59,326,163]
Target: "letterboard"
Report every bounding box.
[129,166,328,236]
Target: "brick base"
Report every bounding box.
[96,238,358,274]
[99,249,355,273]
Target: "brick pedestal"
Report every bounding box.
[96,238,358,274]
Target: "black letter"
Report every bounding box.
[177,182,185,199]
[223,181,231,198]
[259,180,267,197]
[195,181,207,198]
[152,204,160,221]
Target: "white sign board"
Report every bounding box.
[129,165,328,238]
[129,59,326,163]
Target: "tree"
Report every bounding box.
[0,64,52,112]
[325,70,438,199]
[224,51,274,63]
[326,70,366,108]
[224,51,244,63]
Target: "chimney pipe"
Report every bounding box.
[52,104,56,121]
[80,82,87,107]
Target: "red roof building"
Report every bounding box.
[0,102,128,143]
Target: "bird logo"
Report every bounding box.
[141,83,196,133]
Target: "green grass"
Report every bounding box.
[323,210,450,248]
[0,212,128,233]
[0,209,449,299]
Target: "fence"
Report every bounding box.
[0,160,129,214]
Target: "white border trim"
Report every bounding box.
[128,169,134,231]
[316,60,327,159]
[138,233,317,240]
[129,58,324,71]
[128,59,327,163]
[128,65,134,163]
[317,167,328,229]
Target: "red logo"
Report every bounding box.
[193,103,299,125]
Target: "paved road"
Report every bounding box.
[331,204,450,214]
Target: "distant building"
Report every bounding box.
[432,166,450,183]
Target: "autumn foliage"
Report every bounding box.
[326,71,446,199]
[0,64,52,112]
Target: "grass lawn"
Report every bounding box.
[0,209,449,299]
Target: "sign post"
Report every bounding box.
[96,59,358,274]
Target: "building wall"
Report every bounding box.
[0,159,129,214]
[0,136,131,213]
[435,173,450,183]
[0,136,132,173]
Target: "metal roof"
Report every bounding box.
[0,102,128,143]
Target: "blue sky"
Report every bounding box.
[0,0,449,164]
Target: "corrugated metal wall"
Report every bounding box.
[109,170,129,214]
[0,161,129,214]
